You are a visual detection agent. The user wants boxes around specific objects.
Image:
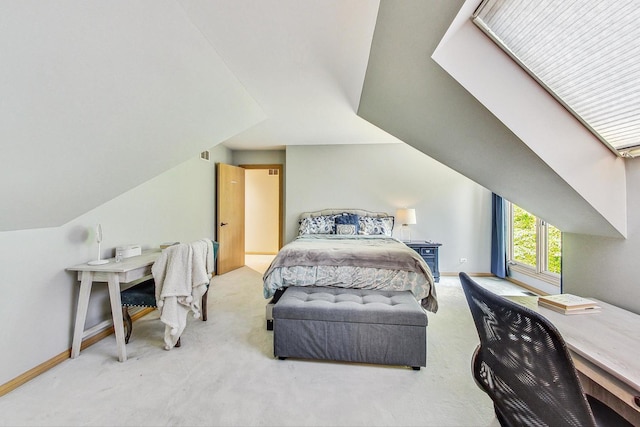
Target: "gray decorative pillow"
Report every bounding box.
[336,224,357,235]
[358,216,394,236]
[298,215,335,235]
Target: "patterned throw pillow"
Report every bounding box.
[335,213,359,235]
[358,216,394,236]
[336,224,357,235]
[298,215,335,235]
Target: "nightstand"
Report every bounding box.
[404,241,442,282]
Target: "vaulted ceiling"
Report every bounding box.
[0,0,396,231]
[0,0,628,237]
[359,0,626,238]
[178,0,400,150]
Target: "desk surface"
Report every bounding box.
[508,296,640,393]
[67,249,160,273]
[66,249,162,362]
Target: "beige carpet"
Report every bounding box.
[0,258,530,426]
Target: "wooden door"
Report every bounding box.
[216,163,245,274]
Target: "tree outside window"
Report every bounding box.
[512,205,536,268]
[508,202,561,285]
[547,224,562,274]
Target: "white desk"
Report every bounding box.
[508,296,640,424]
[67,250,160,362]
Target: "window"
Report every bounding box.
[507,202,561,285]
[546,223,562,275]
[472,0,640,158]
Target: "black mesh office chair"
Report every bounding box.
[121,241,219,344]
[459,272,631,427]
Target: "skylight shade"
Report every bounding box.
[473,0,640,157]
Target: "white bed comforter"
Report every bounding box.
[263,235,438,312]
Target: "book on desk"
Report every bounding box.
[538,294,601,315]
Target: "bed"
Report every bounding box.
[263,209,438,329]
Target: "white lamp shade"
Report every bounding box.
[396,208,417,225]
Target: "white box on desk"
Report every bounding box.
[115,245,142,260]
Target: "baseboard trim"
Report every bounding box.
[505,276,547,296]
[0,307,155,397]
[440,272,494,277]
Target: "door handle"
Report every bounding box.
[220,222,228,227]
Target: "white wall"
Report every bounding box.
[562,158,640,314]
[285,143,492,274]
[232,150,286,166]
[0,144,231,386]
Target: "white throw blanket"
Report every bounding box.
[152,239,214,350]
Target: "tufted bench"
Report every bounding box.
[273,286,428,370]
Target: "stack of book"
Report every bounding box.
[538,294,601,315]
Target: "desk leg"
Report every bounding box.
[71,271,94,359]
[107,273,127,362]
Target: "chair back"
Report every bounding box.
[212,240,219,270]
[459,272,597,427]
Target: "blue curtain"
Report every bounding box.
[491,193,507,278]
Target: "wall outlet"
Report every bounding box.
[459,257,468,263]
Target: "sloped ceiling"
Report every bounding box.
[358,0,626,238]
[2,0,627,238]
[0,0,266,231]
[1,0,394,231]
[179,0,398,149]
[431,0,626,237]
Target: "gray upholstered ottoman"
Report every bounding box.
[273,286,428,369]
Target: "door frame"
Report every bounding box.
[240,164,283,250]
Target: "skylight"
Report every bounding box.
[472,0,640,158]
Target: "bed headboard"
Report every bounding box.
[299,208,390,219]
[298,209,394,236]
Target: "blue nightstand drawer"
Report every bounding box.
[420,248,434,256]
[405,241,441,283]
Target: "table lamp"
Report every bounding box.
[396,208,416,242]
[88,223,109,265]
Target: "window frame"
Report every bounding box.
[506,201,561,286]
[472,0,640,158]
